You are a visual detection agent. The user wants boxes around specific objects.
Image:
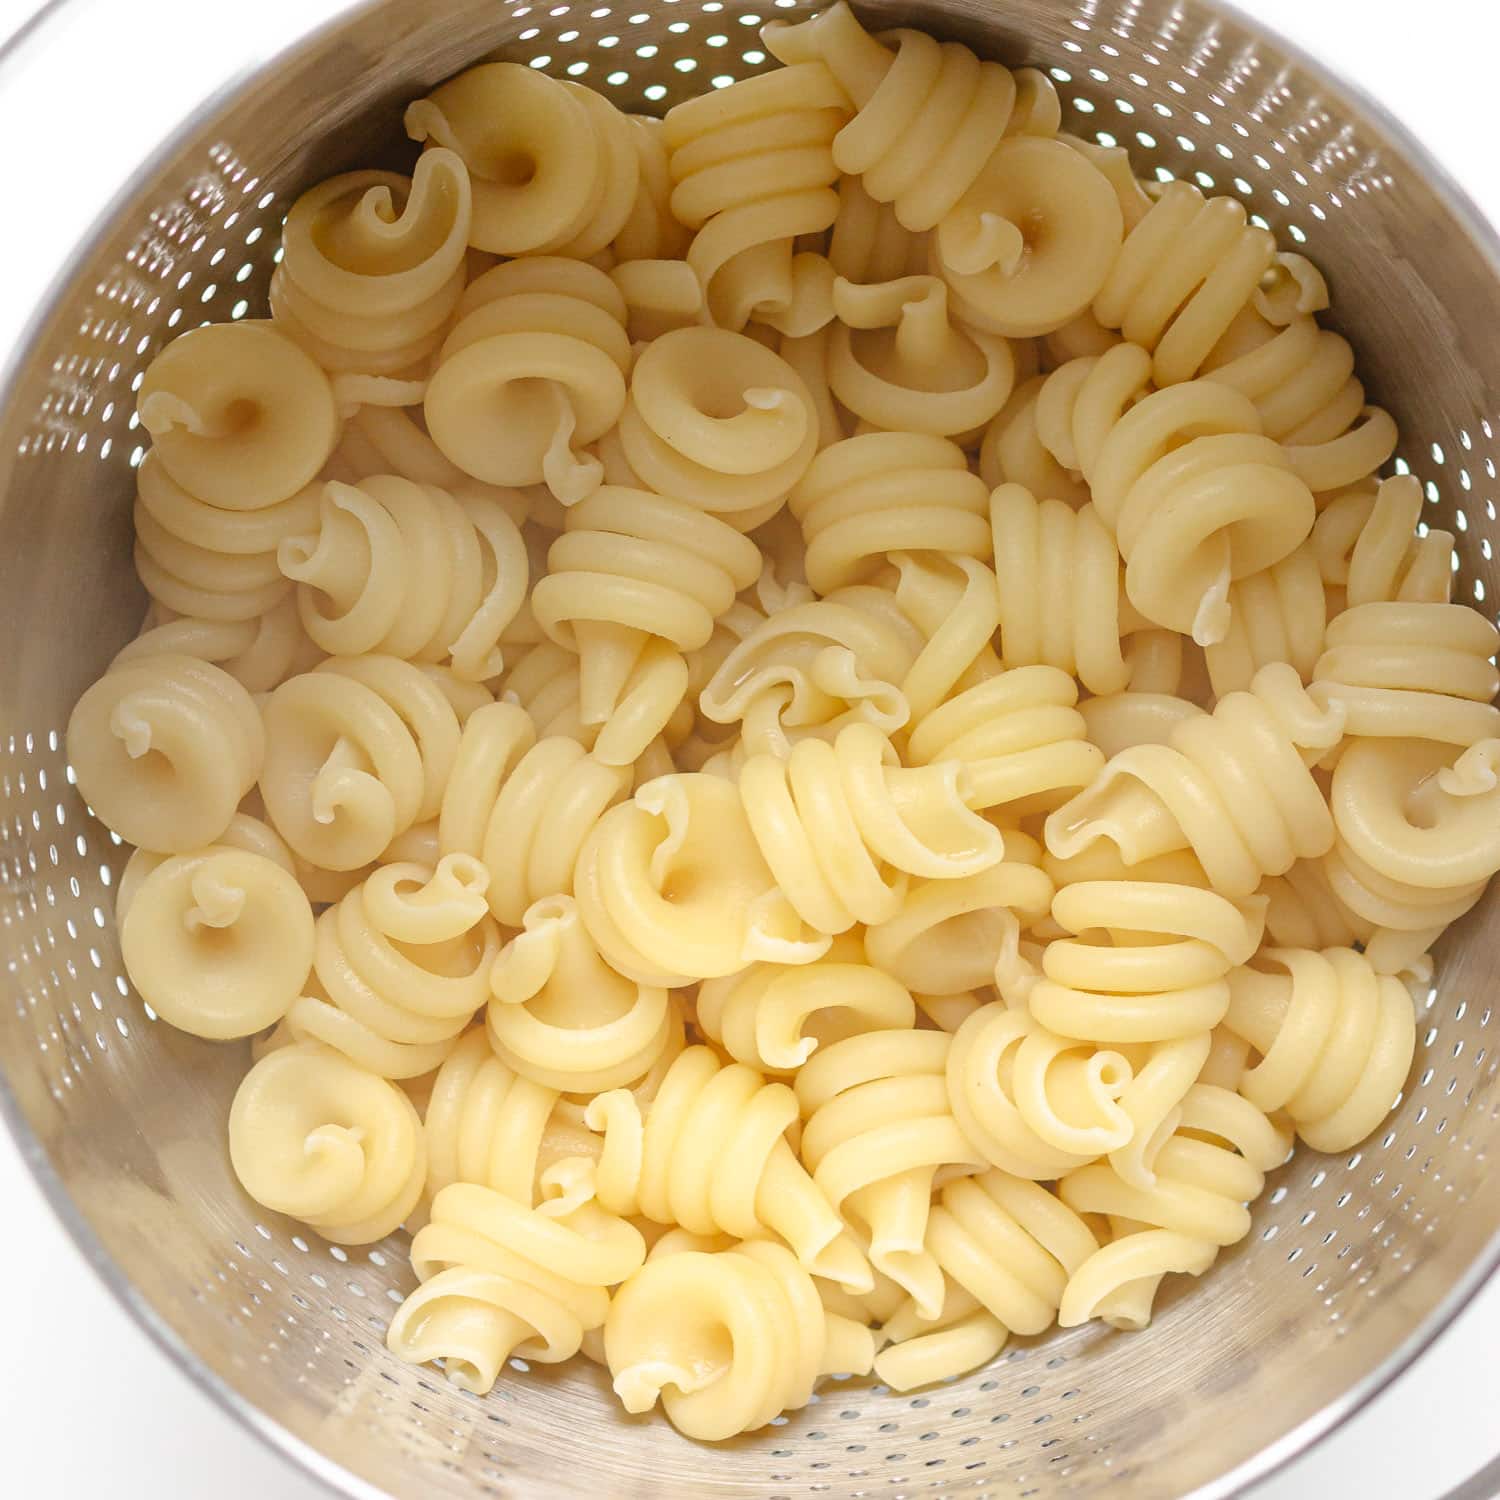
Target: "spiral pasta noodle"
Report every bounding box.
[1316,472,1455,611]
[121,594,319,694]
[1203,541,1327,698]
[270,148,472,375]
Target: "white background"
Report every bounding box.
[2,0,1499,1496]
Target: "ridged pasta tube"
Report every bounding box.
[1311,602,1500,749]
[763,1,1060,234]
[1226,947,1416,1152]
[229,1041,426,1243]
[261,656,461,869]
[530,486,761,756]
[605,1236,874,1440]
[663,61,850,332]
[697,931,915,1074]
[827,274,1016,437]
[283,855,499,1079]
[1091,180,1278,387]
[388,1183,646,1394]
[68,653,264,853]
[269,148,472,374]
[584,1043,871,1291]
[136,321,339,511]
[424,259,631,503]
[796,1029,984,1314]
[488,894,675,1093]
[119,845,313,1040]
[404,62,639,258]
[278,475,527,680]
[438,701,630,925]
[1045,663,1346,898]
[1012,880,1265,1043]
[576,772,828,985]
[907,665,1105,819]
[788,432,991,593]
[739,721,1009,935]
[989,483,1182,697]
[615,325,820,516]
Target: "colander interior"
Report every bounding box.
[2,2,1500,1498]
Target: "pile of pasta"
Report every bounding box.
[68,1,1500,1443]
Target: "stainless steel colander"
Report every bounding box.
[2,2,1499,1496]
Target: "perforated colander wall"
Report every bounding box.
[3,3,1500,1499]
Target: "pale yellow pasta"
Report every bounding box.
[530,486,761,756]
[937,136,1124,335]
[778,321,849,450]
[609,257,704,342]
[1046,663,1345,898]
[663,61,849,333]
[270,148,471,374]
[424,258,631,503]
[282,855,498,1079]
[488,894,675,1092]
[279,476,527,680]
[229,1040,427,1244]
[796,1029,983,1314]
[1226,947,1416,1153]
[389,1183,645,1394]
[615,326,819,516]
[989,483,1182,697]
[437,701,630,924]
[119,845,313,1040]
[120,595,320,694]
[906,665,1104,819]
[1203,540,1327,697]
[873,1286,1009,1392]
[739,722,1008,936]
[763,1,1060,234]
[136,320,339,510]
[605,1236,873,1440]
[576,771,826,984]
[1318,473,1455,609]
[828,173,928,285]
[611,115,692,263]
[979,376,1093,509]
[789,431,990,593]
[1092,180,1278,388]
[1057,1228,1217,1332]
[68,652,264,853]
[827,274,1015,437]
[697,932,916,1073]
[1077,691,1205,759]
[405,62,639,259]
[584,1044,870,1289]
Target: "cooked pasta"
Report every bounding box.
[121,595,320,694]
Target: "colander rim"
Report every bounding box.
[0,3,1497,1498]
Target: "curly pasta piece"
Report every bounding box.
[1311,601,1500,749]
[827,274,1015,437]
[68,653,264,853]
[530,486,761,755]
[283,855,499,1078]
[1318,473,1454,610]
[740,721,1008,935]
[424,258,631,503]
[1046,663,1346,898]
[389,1184,646,1394]
[697,932,916,1073]
[1201,306,1399,494]
[1203,541,1327,697]
[611,115,692,263]
[763,1,1059,234]
[936,137,1124,335]
[989,483,1180,696]
[577,772,827,985]
[979,377,1093,508]
[584,1043,870,1290]
[616,326,819,516]
[609,257,705,342]
[279,476,527,680]
[1077,692,1206,759]
[663,61,849,332]
[789,432,991,592]
[120,595,320,694]
[270,148,471,374]
[1091,180,1279,387]
[796,1029,982,1314]
[229,1041,426,1243]
[1226,947,1416,1153]
[488,894,675,1092]
[119,845,313,1040]
[135,321,338,511]
[828,173,928,284]
[404,62,639,258]
[605,1236,873,1440]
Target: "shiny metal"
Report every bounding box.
[2,2,1499,1497]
